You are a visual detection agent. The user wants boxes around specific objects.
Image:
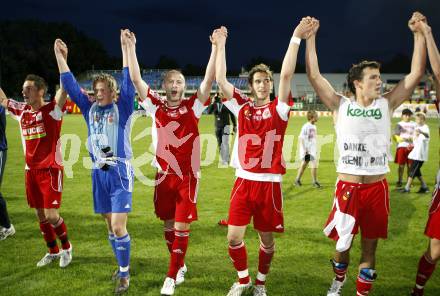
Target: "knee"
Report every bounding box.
[111,223,127,237]
[428,248,440,262]
[227,233,243,245]
[44,211,60,224]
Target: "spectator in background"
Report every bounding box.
[402,112,430,194]
[208,92,236,165]
[393,108,416,187]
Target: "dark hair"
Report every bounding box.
[248,63,273,85]
[401,108,413,116]
[25,74,47,95]
[347,61,381,94]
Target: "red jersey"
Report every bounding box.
[7,99,64,169]
[139,88,208,178]
[224,88,291,182]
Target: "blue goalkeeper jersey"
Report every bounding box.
[61,67,135,162]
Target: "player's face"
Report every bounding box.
[311,115,318,124]
[415,116,424,125]
[22,80,44,105]
[402,114,411,122]
[250,72,273,101]
[94,82,114,106]
[163,73,185,103]
[358,67,382,100]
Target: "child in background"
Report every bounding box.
[402,112,430,193]
[295,110,321,188]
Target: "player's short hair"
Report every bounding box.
[248,64,273,85]
[401,108,413,116]
[347,61,381,94]
[92,74,118,98]
[415,112,426,121]
[307,110,318,121]
[25,74,47,95]
[162,69,185,84]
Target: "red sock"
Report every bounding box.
[39,220,59,254]
[229,242,250,284]
[255,243,275,285]
[414,254,436,289]
[164,227,175,254]
[356,269,376,296]
[52,217,71,250]
[332,260,348,282]
[167,230,189,279]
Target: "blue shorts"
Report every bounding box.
[92,160,134,214]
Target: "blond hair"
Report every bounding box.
[92,74,118,100]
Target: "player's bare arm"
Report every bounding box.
[385,12,427,110]
[125,30,149,101]
[420,19,440,101]
[53,40,68,108]
[278,17,314,103]
[0,87,8,108]
[305,18,341,111]
[54,39,71,74]
[121,29,129,68]
[214,26,235,100]
[197,28,223,103]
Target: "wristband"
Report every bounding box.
[290,36,301,45]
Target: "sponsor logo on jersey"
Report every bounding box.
[244,109,252,119]
[262,108,271,119]
[108,113,114,124]
[167,111,179,118]
[178,106,188,114]
[36,112,43,121]
[347,104,382,119]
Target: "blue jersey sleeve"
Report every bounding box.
[117,67,135,117]
[60,72,92,114]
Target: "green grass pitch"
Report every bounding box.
[0,114,438,295]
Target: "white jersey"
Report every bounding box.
[299,122,317,158]
[335,96,391,175]
[408,124,430,161]
[395,121,416,148]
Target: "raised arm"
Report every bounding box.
[278,18,314,103]
[0,87,7,108]
[197,29,219,103]
[119,29,135,103]
[55,82,67,109]
[385,12,427,110]
[214,27,234,100]
[420,20,440,100]
[125,30,149,101]
[54,39,71,74]
[53,41,68,108]
[305,19,341,111]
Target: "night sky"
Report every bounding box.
[1,0,439,72]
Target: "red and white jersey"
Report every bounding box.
[7,99,64,169]
[224,88,291,182]
[395,121,416,148]
[139,88,208,178]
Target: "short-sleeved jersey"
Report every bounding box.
[395,121,416,148]
[139,88,208,177]
[335,96,391,176]
[408,124,430,161]
[299,122,317,158]
[224,88,291,182]
[60,67,135,164]
[7,99,64,169]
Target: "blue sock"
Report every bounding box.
[115,233,131,278]
[108,233,117,256]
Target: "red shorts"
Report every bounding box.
[394,146,413,165]
[25,168,63,209]
[325,179,389,240]
[154,173,198,223]
[425,185,440,240]
[228,178,284,233]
